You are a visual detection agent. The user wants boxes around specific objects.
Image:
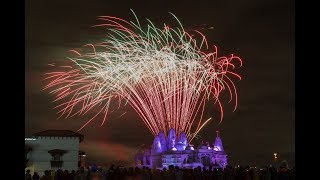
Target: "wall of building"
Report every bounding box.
[25,136,80,176]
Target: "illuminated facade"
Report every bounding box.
[135,129,227,169]
[25,130,85,176]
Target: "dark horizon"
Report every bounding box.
[26,0,295,167]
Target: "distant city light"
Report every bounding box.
[273,153,278,159]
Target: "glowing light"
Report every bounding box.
[171,147,177,151]
[25,138,37,141]
[273,153,278,159]
[43,10,242,140]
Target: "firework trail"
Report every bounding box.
[43,10,242,141]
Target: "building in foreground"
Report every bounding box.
[25,130,85,175]
[135,129,227,169]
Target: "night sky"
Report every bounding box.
[26,0,294,166]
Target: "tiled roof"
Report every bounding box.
[33,130,84,142]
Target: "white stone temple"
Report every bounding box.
[135,129,228,169]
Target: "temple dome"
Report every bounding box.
[158,132,167,151]
[152,135,163,153]
[175,141,185,151]
[179,132,188,145]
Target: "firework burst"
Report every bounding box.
[43,10,242,141]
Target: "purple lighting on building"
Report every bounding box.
[135,128,228,169]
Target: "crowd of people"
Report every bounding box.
[25,164,295,180]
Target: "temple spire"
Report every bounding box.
[213,130,224,151]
